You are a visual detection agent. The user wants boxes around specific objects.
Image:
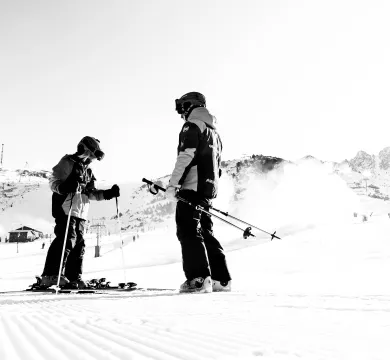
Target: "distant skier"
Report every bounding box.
[165,91,232,293]
[40,136,120,289]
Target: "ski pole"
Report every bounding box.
[177,196,255,238]
[207,206,281,240]
[56,193,75,294]
[142,178,267,239]
[142,178,254,238]
[116,197,127,283]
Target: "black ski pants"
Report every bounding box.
[42,215,86,281]
[175,190,231,282]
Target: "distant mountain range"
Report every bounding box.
[347,147,390,174]
[1,147,390,237]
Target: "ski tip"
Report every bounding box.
[118,282,138,289]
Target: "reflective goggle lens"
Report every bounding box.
[175,99,183,114]
[94,149,105,161]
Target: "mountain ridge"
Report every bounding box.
[1,147,389,237]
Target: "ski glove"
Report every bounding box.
[103,184,120,200]
[58,178,80,195]
[197,199,211,211]
[165,185,178,202]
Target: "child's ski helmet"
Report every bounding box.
[77,136,105,160]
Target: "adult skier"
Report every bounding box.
[166,91,232,293]
[40,136,120,288]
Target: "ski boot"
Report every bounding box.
[64,277,90,289]
[36,275,69,289]
[179,276,212,293]
[212,279,232,292]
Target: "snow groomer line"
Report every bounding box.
[142,178,281,241]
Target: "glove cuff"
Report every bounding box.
[167,184,180,190]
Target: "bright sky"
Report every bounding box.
[1,0,389,183]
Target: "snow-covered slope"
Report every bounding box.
[1,150,390,359]
[0,192,390,360]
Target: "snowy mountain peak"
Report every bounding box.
[378,147,390,170]
[349,150,375,172]
[346,147,390,174]
[297,155,325,165]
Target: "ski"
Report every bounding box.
[28,276,138,290]
[0,276,177,295]
[26,287,177,294]
[0,286,177,295]
[0,287,179,296]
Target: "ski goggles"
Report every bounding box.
[175,99,193,115]
[90,148,105,161]
[175,99,184,114]
[84,145,105,161]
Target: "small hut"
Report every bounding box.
[8,226,43,243]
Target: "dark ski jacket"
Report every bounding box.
[50,154,106,220]
[169,107,222,199]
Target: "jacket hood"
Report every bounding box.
[187,107,217,129]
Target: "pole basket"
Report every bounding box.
[243,227,253,239]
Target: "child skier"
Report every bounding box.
[40,136,120,289]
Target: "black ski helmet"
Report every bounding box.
[77,136,105,160]
[175,92,206,117]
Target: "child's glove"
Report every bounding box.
[103,184,120,200]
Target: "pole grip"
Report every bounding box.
[142,178,166,192]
